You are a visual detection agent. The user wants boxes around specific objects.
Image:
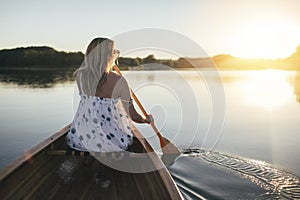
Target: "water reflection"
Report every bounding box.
[222,70,300,106]
[0,68,75,88]
[293,71,300,104]
[0,69,300,177]
[237,70,292,108]
[1,68,300,107]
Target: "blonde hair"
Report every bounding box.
[74,37,114,96]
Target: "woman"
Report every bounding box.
[66,37,153,153]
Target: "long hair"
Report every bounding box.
[74,37,114,96]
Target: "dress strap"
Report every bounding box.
[120,97,134,108]
[76,72,84,95]
[79,73,84,94]
[120,97,133,103]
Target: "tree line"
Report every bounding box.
[0,46,83,68]
[0,46,193,69]
[0,45,299,70]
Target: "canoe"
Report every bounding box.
[0,124,183,199]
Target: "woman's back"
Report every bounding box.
[67,37,152,153]
[94,71,123,99]
[66,72,134,152]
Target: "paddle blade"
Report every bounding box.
[160,137,181,166]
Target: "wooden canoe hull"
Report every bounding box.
[0,124,183,200]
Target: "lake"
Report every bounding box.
[0,68,299,199]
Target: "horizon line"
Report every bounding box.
[0,45,297,60]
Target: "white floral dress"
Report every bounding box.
[66,92,134,152]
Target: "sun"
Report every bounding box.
[229,18,300,59]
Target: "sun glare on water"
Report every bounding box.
[242,70,292,108]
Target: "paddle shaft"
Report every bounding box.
[113,65,166,147]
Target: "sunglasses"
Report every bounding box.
[113,49,120,55]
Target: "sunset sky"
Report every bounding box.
[1,0,300,59]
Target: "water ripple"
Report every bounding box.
[182,149,300,200]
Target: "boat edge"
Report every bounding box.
[0,123,71,183]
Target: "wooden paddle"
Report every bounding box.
[113,61,181,165]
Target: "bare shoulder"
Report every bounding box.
[109,71,122,80]
[109,71,128,85]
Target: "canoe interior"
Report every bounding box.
[0,125,181,200]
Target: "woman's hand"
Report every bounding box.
[144,114,154,124]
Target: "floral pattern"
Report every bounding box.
[66,94,133,152]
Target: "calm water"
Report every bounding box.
[0,69,299,199]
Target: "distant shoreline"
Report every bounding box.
[0,46,299,70]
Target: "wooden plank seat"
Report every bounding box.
[47,147,148,159]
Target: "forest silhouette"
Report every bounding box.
[0,45,299,70]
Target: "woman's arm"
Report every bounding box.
[128,99,154,123]
[117,77,152,124]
